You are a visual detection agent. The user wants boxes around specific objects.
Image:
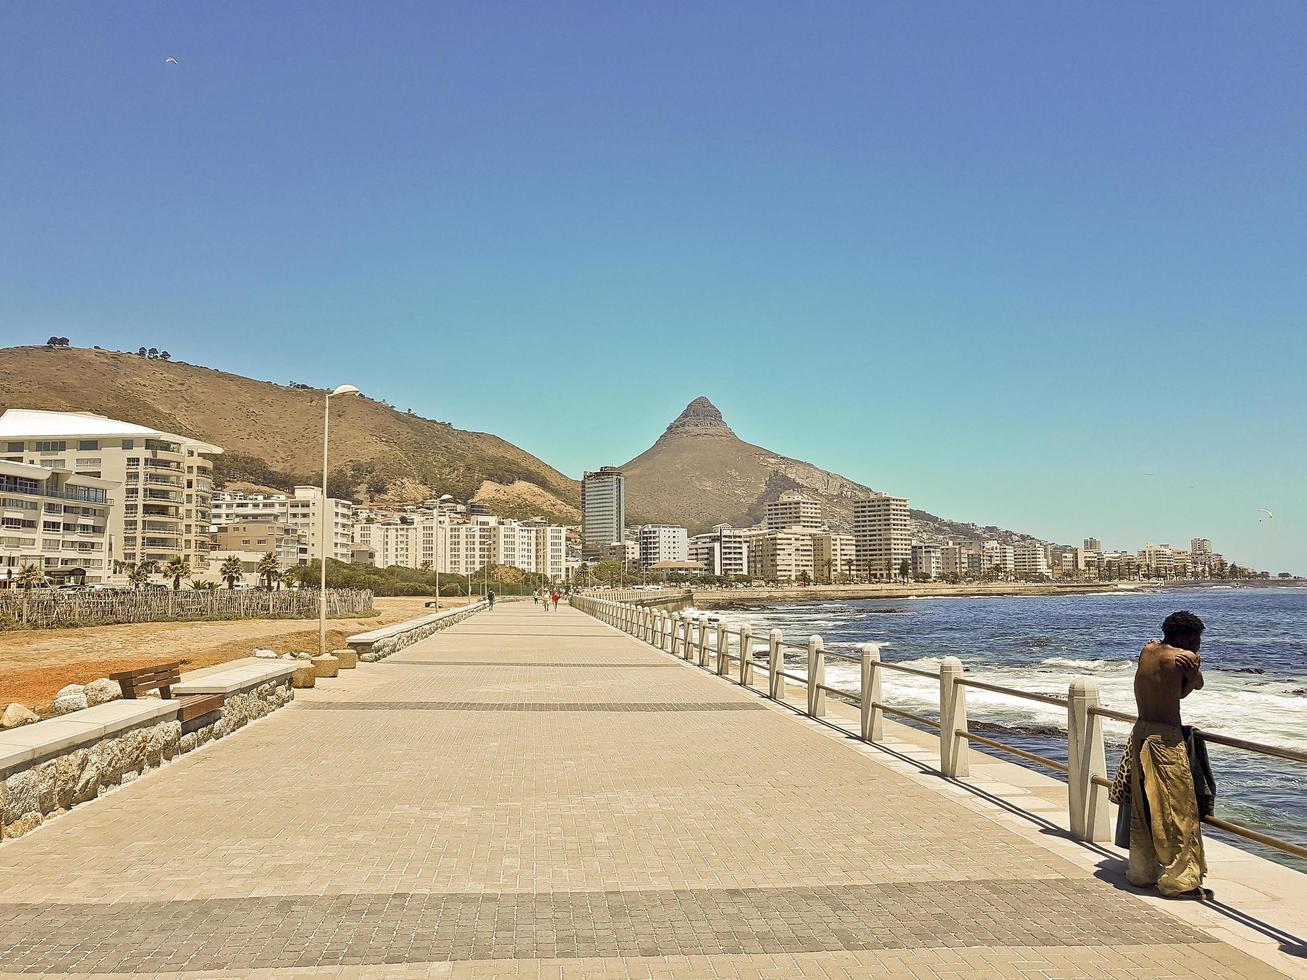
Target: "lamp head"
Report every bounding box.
[330,384,360,397]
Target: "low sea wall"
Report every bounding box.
[346,601,486,662]
[0,658,296,841]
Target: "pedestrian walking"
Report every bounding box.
[551,590,560,610]
[487,589,496,611]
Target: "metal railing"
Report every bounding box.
[571,592,1307,860]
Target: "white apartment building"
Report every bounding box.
[1013,540,1051,579]
[765,491,823,531]
[688,524,750,578]
[581,467,625,560]
[1084,537,1103,552]
[747,528,815,583]
[213,487,354,563]
[911,543,942,580]
[982,540,1016,575]
[638,524,688,569]
[1138,542,1191,578]
[0,460,116,585]
[532,523,567,581]
[810,530,857,581]
[443,515,566,579]
[0,409,220,570]
[852,494,911,579]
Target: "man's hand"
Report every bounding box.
[1174,651,1201,671]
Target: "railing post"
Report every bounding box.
[697,616,709,666]
[1068,677,1110,842]
[859,642,882,741]
[716,623,729,676]
[768,629,783,699]
[939,656,969,777]
[807,635,825,717]
[641,607,651,643]
[738,624,752,686]
[670,612,682,656]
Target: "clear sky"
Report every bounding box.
[2,2,1304,573]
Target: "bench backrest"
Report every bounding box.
[110,661,182,699]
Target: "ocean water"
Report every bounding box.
[714,586,1307,871]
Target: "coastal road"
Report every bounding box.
[0,600,1288,977]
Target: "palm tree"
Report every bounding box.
[16,563,43,589]
[165,556,191,591]
[189,577,215,591]
[220,556,244,590]
[256,552,279,590]
[127,563,152,590]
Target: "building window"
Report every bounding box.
[78,440,99,451]
[35,441,66,452]
[6,442,22,453]
[121,439,134,450]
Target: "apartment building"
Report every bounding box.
[810,530,857,581]
[911,543,942,580]
[852,494,911,579]
[982,540,1016,575]
[940,542,969,579]
[581,467,625,560]
[764,491,823,531]
[213,488,353,563]
[1138,542,1191,578]
[1012,540,1051,579]
[1084,537,1103,553]
[638,524,688,569]
[0,409,220,570]
[531,522,567,581]
[746,528,815,583]
[212,520,305,567]
[0,460,116,584]
[688,524,750,578]
[443,515,566,579]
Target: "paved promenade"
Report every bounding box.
[0,601,1293,977]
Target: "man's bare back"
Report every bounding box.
[1134,641,1204,727]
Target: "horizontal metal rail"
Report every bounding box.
[877,661,940,679]
[1088,706,1137,724]
[958,730,1069,773]
[956,677,1067,708]
[775,669,807,684]
[817,682,855,698]
[874,702,940,730]
[1203,815,1307,861]
[1088,707,1307,764]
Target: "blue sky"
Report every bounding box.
[2,2,1304,572]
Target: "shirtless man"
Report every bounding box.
[1127,610,1209,899]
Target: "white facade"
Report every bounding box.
[852,494,911,579]
[214,487,354,563]
[746,529,815,582]
[688,524,749,577]
[0,409,220,570]
[765,492,823,531]
[810,530,857,581]
[638,524,688,569]
[442,515,566,579]
[581,467,625,560]
[0,460,116,584]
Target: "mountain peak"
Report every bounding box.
[663,396,735,438]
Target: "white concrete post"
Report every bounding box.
[670,612,682,656]
[939,656,969,778]
[739,624,753,686]
[716,623,729,676]
[859,642,882,742]
[642,608,652,643]
[768,629,784,699]
[697,616,709,665]
[807,635,826,718]
[680,616,692,662]
[1068,677,1111,842]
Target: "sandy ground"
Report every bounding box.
[0,596,462,713]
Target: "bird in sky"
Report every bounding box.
[164,56,178,65]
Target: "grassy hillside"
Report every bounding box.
[0,346,580,515]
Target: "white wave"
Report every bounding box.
[1038,656,1132,671]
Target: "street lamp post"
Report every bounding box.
[319,384,359,655]
[433,495,454,612]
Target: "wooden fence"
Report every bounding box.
[0,588,375,631]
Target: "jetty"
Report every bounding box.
[0,597,1302,977]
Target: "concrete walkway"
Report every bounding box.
[0,601,1293,977]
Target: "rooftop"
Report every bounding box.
[0,409,221,454]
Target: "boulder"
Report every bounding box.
[290,665,316,688]
[332,648,359,669]
[51,691,89,715]
[0,703,39,729]
[252,648,279,659]
[83,678,122,707]
[293,651,314,661]
[55,683,85,699]
[311,654,340,679]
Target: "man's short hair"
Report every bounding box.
[1162,610,1205,646]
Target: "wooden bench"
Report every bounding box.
[110,662,225,723]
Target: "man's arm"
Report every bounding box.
[1176,652,1204,697]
